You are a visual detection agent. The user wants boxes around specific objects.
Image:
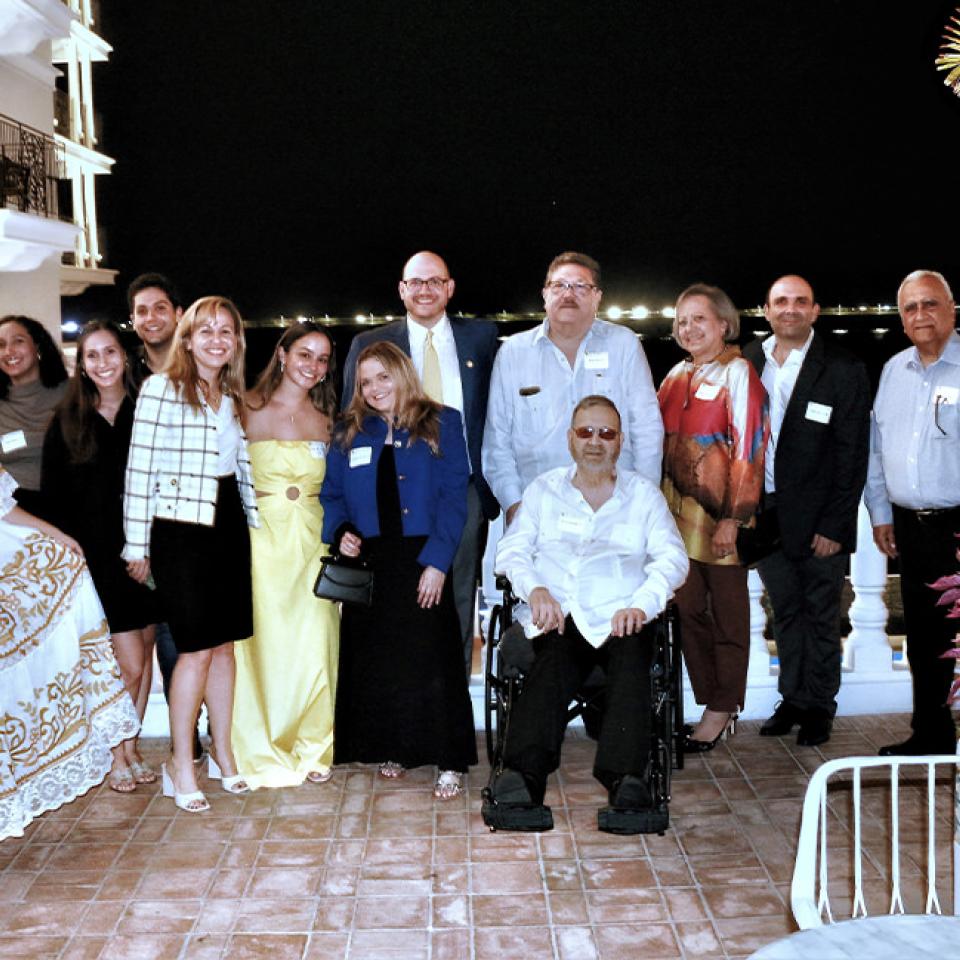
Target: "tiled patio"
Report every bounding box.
[0,712,940,960]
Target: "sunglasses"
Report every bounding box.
[572,426,619,441]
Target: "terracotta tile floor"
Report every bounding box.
[0,712,943,959]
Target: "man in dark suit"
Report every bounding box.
[743,275,870,747]
[342,251,499,677]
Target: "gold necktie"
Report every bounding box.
[422,330,443,403]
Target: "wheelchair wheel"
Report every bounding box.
[484,603,509,766]
[668,605,684,771]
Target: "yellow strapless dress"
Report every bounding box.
[232,440,339,788]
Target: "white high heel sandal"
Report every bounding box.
[161,762,210,813]
[207,754,250,794]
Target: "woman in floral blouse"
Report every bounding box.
[658,284,770,751]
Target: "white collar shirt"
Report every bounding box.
[495,465,688,647]
[482,318,663,510]
[406,314,464,416]
[760,329,814,493]
[865,332,960,523]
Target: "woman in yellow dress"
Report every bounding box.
[233,322,339,788]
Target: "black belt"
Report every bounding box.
[892,503,960,523]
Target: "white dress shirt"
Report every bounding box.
[406,314,465,416]
[482,319,663,510]
[495,465,688,647]
[760,330,814,494]
[864,332,960,525]
[407,313,471,472]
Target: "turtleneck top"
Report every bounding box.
[0,379,67,490]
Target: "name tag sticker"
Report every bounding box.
[0,430,26,453]
[695,382,721,401]
[936,386,959,405]
[805,401,832,424]
[309,441,327,460]
[349,447,372,468]
[557,513,588,535]
[584,351,609,370]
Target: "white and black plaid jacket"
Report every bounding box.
[122,374,259,561]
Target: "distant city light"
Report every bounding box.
[858,306,868,312]
[297,315,307,323]
[355,314,366,322]
[631,305,649,319]
[606,306,622,320]
[662,306,676,319]
[834,329,849,335]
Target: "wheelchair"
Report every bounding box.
[481,575,683,835]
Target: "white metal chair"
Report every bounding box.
[791,753,960,929]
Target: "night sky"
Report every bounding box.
[67,1,960,323]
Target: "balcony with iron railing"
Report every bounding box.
[0,114,67,220]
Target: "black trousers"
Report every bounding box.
[892,505,959,744]
[757,549,847,716]
[502,617,654,795]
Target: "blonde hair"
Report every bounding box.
[164,296,247,422]
[338,341,441,453]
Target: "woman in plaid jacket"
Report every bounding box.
[123,296,259,813]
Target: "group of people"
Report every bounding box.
[0,249,957,840]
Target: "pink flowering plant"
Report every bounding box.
[933,535,960,704]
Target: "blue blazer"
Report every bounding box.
[320,407,469,573]
[341,317,500,520]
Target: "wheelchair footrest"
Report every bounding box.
[598,805,669,835]
[481,799,554,832]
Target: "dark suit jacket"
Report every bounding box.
[341,317,500,519]
[743,332,871,559]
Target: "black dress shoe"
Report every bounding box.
[608,773,653,811]
[796,711,832,747]
[759,701,802,737]
[489,768,545,806]
[878,734,957,756]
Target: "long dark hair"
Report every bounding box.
[0,315,68,400]
[57,320,136,463]
[248,321,337,416]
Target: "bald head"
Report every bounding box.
[399,251,455,327]
[763,274,819,349]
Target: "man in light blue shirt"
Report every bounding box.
[482,251,663,525]
[865,269,960,756]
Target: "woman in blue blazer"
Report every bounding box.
[321,341,477,799]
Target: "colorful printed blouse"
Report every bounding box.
[658,346,770,565]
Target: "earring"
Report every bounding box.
[320,375,326,383]
[280,359,286,372]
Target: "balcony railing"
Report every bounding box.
[0,115,67,220]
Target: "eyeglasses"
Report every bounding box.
[402,277,449,292]
[572,426,619,441]
[935,394,948,435]
[544,280,598,297]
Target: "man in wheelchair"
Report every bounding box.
[484,395,688,833]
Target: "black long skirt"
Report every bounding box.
[333,445,476,772]
[150,476,252,653]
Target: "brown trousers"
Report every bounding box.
[674,559,750,713]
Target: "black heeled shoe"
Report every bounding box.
[683,713,738,754]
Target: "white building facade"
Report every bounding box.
[0,0,114,340]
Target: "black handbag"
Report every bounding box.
[313,553,373,607]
